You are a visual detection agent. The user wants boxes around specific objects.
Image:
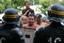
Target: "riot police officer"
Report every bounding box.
[0,8,25,43]
[33,4,64,43]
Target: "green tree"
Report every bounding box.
[38,0,63,14]
[0,0,25,13]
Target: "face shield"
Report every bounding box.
[48,9,64,23]
[49,16,64,26]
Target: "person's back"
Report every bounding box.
[0,24,23,43]
[33,4,64,43]
[0,8,25,43]
[34,21,64,43]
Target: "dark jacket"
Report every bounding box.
[0,23,25,43]
[33,21,64,43]
[22,8,34,16]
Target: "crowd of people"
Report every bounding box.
[20,1,49,43]
[0,1,64,43]
[21,1,49,30]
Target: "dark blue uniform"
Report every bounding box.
[0,8,25,43]
[33,4,64,43]
[34,21,64,43]
[0,23,24,43]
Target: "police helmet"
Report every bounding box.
[48,4,64,22]
[3,8,18,22]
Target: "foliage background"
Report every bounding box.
[0,0,64,13]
